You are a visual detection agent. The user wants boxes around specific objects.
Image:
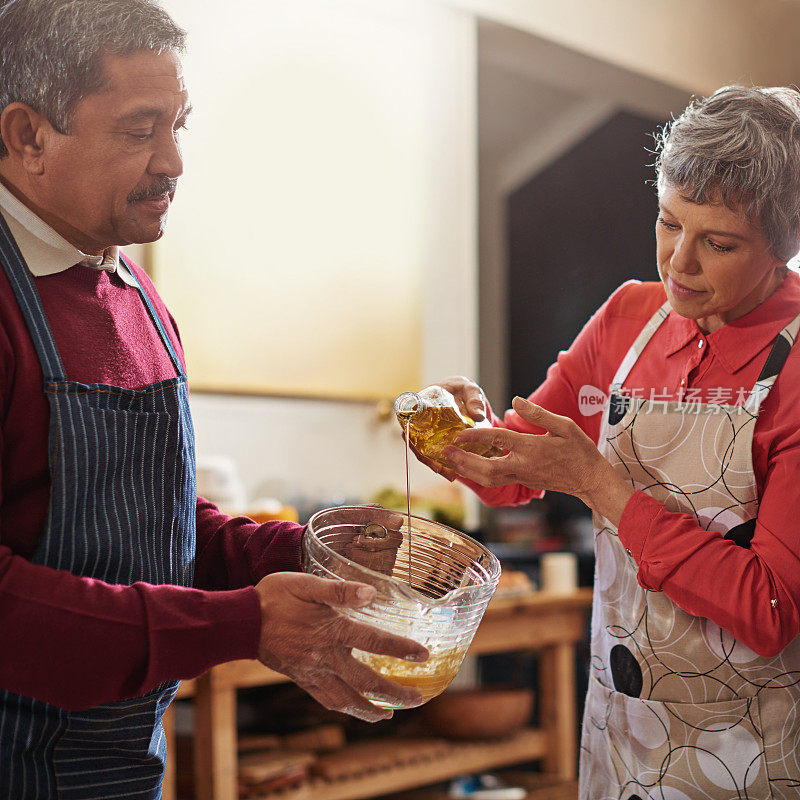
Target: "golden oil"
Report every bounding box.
[395,387,502,469]
[355,645,468,708]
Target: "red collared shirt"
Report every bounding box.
[473,273,800,656]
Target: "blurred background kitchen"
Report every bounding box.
[145,1,800,798]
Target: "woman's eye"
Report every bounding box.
[657,217,680,230]
[127,131,154,141]
[708,240,733,253]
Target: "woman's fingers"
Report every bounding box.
[437,376,488,422]
[511,397,574,436]
[442,446,518,487]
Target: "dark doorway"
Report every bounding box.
[506,110,665,400]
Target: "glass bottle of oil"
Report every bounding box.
[394,385,503,469]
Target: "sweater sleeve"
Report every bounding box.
[466,281,638,507]
[0,542,262,710]
[193,497,304,591]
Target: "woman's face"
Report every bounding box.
[656,183,787,333]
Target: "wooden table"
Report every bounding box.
[162,588,592,800]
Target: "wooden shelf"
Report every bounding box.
[384,771,578,800]
[244,729,548,800]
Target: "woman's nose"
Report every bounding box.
[670,236,699,274]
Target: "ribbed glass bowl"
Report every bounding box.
[304,505,501,708]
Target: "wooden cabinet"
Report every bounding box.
[162,589,592,800]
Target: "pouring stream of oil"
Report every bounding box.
[405,419,412,588]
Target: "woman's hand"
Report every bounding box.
[435,376,490,422]
[445,396,634,524]
[403,376,490,482]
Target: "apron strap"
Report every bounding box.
[744,310,800,413]
[608,294,800,413]
[0,211,66,381]
[608,301,671,393]
[118,254,186,379]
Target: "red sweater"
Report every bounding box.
[0,258,303,709]
[473,275,800,657]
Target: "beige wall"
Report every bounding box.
[441,0,797,93]
[155,0,477,401]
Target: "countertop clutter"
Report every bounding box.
[163,588,592,800]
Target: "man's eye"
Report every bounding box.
[127,131,154,141]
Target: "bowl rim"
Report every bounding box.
[305,504,501,605]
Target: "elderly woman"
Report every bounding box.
[416,86,800,799]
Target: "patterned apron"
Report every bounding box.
[0,214,196,800]
[580,302,800,800]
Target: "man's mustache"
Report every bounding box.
[127,176,178,203]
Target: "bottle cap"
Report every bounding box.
[394,391,421,418]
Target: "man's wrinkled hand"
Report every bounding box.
[254,572,428,722]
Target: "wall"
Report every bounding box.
[442,0,798,94]
[151,0,479,521]
[156,0,478,402]
[188,392,460,520]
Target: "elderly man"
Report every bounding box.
[0,0,426,796]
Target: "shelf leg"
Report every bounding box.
[193,671,238,800]
[539,641,577,781]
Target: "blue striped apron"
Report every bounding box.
[0,214,196,799]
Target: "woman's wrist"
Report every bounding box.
[581,460,635,526]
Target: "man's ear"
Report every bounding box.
[0,103,52,175]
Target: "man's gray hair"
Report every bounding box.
[0,0,186,158]
[654,85,800,262]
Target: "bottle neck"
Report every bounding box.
[394,391,423,419]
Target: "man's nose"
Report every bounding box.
[149,131,184,180]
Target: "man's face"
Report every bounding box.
[35,48,190,253]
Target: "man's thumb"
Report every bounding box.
[306,576,376,608]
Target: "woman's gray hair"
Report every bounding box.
[0,0,186,158]
[654,85,800,262]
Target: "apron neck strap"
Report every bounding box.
[744,310,800,412]
[118,255,185,379]
[608,297,800,413]
[0,211,186,383]
[608,301,671,393]
[0,211,66,381]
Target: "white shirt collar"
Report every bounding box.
[0,179,138,287]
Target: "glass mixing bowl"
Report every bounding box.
[303,505,501,709]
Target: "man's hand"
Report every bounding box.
[254,572,429,722]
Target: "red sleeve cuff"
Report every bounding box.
[617,489,660,568]
[143,584,262,687]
